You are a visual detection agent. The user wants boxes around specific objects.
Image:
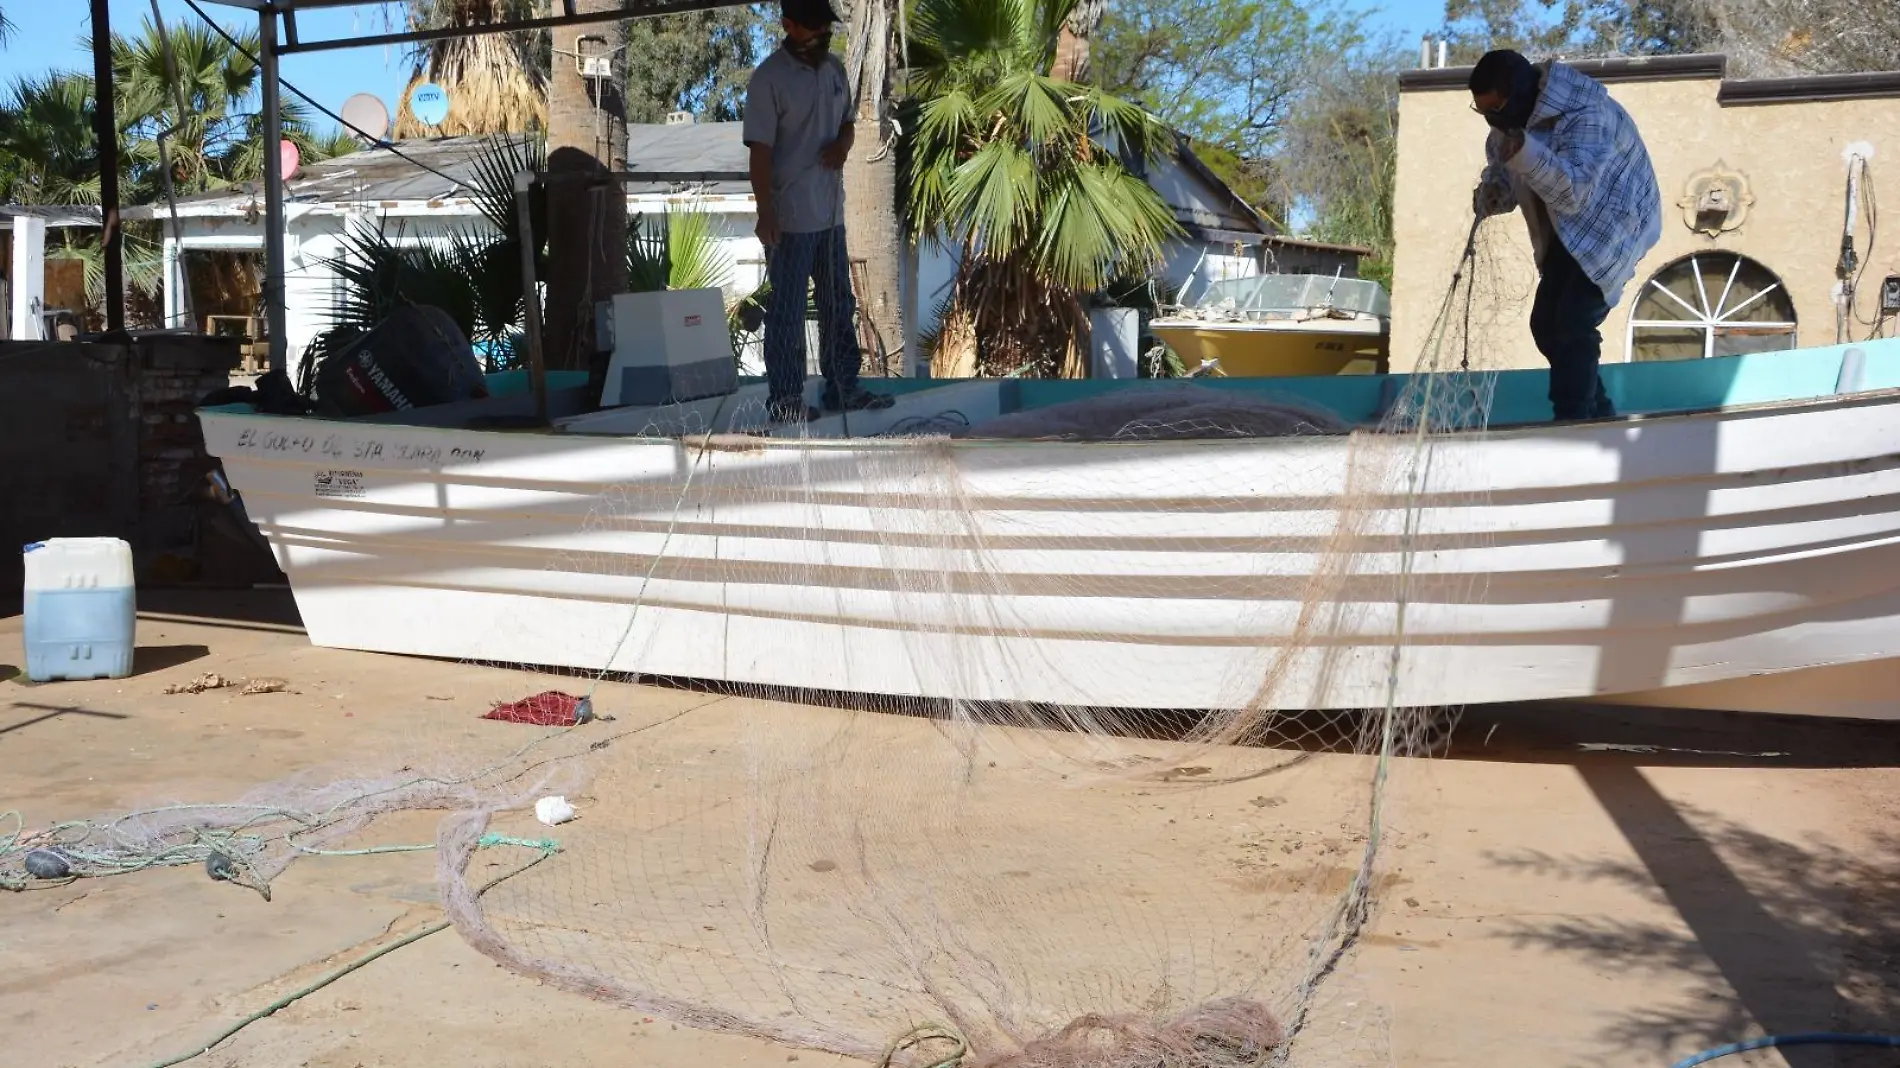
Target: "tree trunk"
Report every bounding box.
[842,0,907,376]
[1051,0,1104,82]
[544,2,628,378]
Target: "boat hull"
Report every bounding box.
[1151,320,1388,377]
[200,385,1900,721]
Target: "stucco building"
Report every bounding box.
[1391,54,1900,372]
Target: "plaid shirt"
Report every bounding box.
[1479,62,1661,306]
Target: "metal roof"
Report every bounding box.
[122,122,750,220]
[0,205,105,229]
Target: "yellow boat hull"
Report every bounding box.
[1152,321,1389,377]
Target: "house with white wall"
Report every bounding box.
[2,206,103,340]
[125,120,1360,374]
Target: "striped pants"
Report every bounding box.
[764,226,862,403]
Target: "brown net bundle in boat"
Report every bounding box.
[3,218,1531,1068]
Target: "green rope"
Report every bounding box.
[880,1022,968,1068]
[2,717,592,893]
[136,835,559,1068]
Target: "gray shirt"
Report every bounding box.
[743,48,851,235]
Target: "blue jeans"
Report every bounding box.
[765,226,862,404]
[1530,240,1617,421]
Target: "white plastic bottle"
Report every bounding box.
[22,538,137,682]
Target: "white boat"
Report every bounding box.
[199,338,1900,721]
[1150,274,1392,377]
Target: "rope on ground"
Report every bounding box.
[879,1022,968,1068]
[0,711,597,895]
[136,835,560,1068]
[1670,1033,1900,1067]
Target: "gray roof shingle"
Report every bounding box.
[123,122,749,219]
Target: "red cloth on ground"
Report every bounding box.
[483,691,585,726]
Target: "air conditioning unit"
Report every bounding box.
[579,56,612,79]
[666,110,696,126]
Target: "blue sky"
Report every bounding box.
[1,0,1446,135]
[1,1,417,129]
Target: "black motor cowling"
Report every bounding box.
[311,305,488,418]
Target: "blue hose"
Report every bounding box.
[1672,1033,1900,1067]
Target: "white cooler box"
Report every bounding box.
[595,288,737,407]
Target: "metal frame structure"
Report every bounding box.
[192,0,753,378]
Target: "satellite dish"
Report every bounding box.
[340,93,390,144]
[279,139,301,180]
[409,82,451,127]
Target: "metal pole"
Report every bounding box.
[91,0,126,334]
[260,7,289,374]
[150,0,197,331]
[515,172,550,425]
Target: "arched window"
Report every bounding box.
[1627,252,1797,362]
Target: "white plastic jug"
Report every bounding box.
[23,537,137,682]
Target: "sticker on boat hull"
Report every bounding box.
[314,470,366,499]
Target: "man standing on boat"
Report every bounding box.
[744,0,896,424]
[1470,49,1661,422]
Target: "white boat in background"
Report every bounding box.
[199,338,1900,721]
[1150,273,1392,377]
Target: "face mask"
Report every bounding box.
[788,30,832,60]
[1485,61,1542,132]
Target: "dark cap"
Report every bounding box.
[782,0,841,29]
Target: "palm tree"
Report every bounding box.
[307,135,545,378]
[110,17,330,198]
[395,1,547,137]
[0,72,101,205]
[1052,0,1104,81]
[901,0,1181,377]
[843,0,907,375]
[302,135,731,393]
[544,0,627,373]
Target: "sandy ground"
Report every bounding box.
[4,590,1899,1068]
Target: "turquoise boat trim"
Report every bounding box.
[482,368,590,397]
[1004,338,1900,425]
[197,338,1900,429]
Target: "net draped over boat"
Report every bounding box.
[0,219,1534,1068]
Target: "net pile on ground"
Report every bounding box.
[1,219,1528,1068]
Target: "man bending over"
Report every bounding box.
[1470,49,1661,421]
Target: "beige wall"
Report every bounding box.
[1391,73,1900,372]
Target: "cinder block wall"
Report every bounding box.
[1,335,272,594]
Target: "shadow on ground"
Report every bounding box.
[1486,761,1900,1067]
[131,644,211,675]
[1449,700,1900,769]
[1,701,132,738]
[136,588,304,634]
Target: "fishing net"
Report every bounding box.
[2,216,1531,1068]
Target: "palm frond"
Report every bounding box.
[663,207,733,292]
[944,139,1038,255]
[901,0,1184,375]
[625,206,734,294]
[463,134,546,240]
[980,71,1071,149]
[626,215,671,293]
